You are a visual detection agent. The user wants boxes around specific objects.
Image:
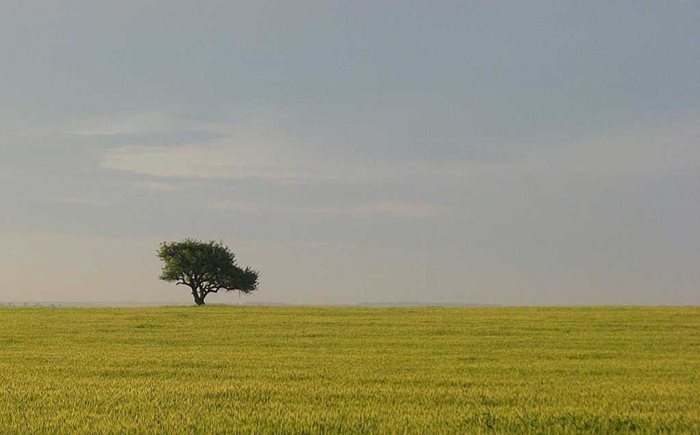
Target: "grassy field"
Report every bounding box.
[0,306,698,433]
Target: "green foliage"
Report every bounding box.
[157,239,259,305]
[0,307,698,433]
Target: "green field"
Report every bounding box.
[1,307,698,433]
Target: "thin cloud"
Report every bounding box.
[134,182,183,193]
[69,112,181,136]
[210,200,447,219]
[100,145,318,182]
[97,115,336,182]
[51,197,110,206]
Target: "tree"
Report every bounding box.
[157,239,259,305]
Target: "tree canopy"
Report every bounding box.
[157,239,259,305]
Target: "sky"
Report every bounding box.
[1,1,699,305]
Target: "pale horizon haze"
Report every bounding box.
[1,1,699,305]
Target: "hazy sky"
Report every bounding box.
[1,1,699,305]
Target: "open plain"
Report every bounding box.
[1,306,698,433]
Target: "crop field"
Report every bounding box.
[0,306,698,433]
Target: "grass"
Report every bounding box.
[0,306,698,433]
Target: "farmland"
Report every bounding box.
[0,306,698,433]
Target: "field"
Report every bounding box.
[0,306,698,433]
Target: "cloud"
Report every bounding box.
[134,182,183,193]
[527,113,700,177]
[1,111,223,151]
[96,114,340,182]
[438,112,700,186]
[96,110,700,191]
[209,200,446,219]
[100,145,318,181]
[51,197,110,206]
[69,112,182,136]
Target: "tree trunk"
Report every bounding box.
[191,288,206,305]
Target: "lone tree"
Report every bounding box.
[157,239,259,305]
